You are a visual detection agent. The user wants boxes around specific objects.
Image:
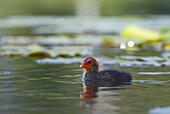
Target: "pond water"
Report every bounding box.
[0,56,170,114]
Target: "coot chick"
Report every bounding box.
[80,57,132,87]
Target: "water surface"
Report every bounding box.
[0,57,170,114]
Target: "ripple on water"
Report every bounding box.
[0,74,15,80]
[133,80,167,85]
[138,72,170,75]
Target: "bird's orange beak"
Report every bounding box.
[80,62,88,68]
[80,61,91,70]
[80,62,91,72]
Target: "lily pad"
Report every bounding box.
[36,58,84,64]
[28,51,51,59]
[121,25,160,41]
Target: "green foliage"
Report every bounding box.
[100,0,170,16]
[0,0,76,17]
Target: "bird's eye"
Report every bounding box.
[87,60,92,64]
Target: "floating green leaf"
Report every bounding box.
[28,51,51,59]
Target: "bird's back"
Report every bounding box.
[97,70,132,86]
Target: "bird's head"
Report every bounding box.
[80,57,99,72]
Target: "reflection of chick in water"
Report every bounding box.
[80,86,98,109]
[81,87,98,99]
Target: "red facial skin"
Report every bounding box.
[80,57,96,72]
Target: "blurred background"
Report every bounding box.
[0,0,170,61]
[0,0,170,37]
[0,0,170,35]
[0,0,170,17]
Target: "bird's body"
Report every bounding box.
[80,57,132,87]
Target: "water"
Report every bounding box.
[0,57,170,114]
[0,57,83,114]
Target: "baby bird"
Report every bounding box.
[80,57,132,87]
